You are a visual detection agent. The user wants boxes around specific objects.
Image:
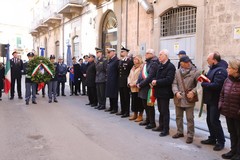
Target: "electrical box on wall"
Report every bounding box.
[140,43,146,56]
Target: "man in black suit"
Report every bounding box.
[116,47,133,118]
[10,51,23,99]
[85,54,98,107]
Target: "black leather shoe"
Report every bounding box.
[95,105,100,109]
[159,131,169,137]
[91,104,97,107]
[54,99,58,103]
[32,101,37,104]
[145,124,156,129]
[110,111,117,114]
[62,94,66,96]
[26,101,29,105]
[152,127,163,132]
[213,143,224,151]
[116,112,124,116]
[98,106,106,110]
[172,133,184,139]
[18,96,23,99]
[121,114,129,118]
[48,100,52,103]
[85,103,91,105]
[222,151,235,159]
[139,120,149,126]
[201,139,216,145]
[105,108,112,112]
[10,97,14,100]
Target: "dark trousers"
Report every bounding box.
[157,98,170,132]
[119,87,130,114]
[57,81,65,95]
[109,98,118,112]
[206,104,225,144]
[96,82,106,106]
[142,99,155,125]
[226,117,240,154]
[131,92,144,112]
[82,77,86,95]
[70,81,78,95]
[87,86,98,105]
[10,77,22,98]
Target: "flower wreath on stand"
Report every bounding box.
[27,56,55,90]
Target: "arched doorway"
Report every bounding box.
[102,10,118,54]
[160,6,197,64]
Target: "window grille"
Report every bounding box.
[160,7,197,37]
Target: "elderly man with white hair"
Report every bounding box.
[137,49,159,129]
[151,49,176,137]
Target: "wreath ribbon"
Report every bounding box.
[32,63,54,78]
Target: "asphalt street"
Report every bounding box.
[0,84,230,160]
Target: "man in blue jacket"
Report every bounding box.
[201,52,227,151]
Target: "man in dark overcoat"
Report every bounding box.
[10,51,23,99]
[85,54,98,107]
[117,47,133,118]
[151,49,176,137]
[105,48,119,114]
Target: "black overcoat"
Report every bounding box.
[85,62,96,87]
[105,56,119,98]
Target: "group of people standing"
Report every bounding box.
[1,47,240,160]
[79,47,240,160]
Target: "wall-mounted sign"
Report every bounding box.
[234,27,240,39]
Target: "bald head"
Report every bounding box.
[207,52,221,66]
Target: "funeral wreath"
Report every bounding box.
[27,56,55,83]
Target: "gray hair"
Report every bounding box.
[229,59,240,74]
[146,49,155,55]
[159,49,169,58]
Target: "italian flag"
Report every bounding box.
[4,44,11,94]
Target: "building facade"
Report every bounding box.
[30,0,240,69]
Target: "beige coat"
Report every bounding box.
[172,66,200,107]
[128,64,143,92]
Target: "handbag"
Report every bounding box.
[180,74,199,103]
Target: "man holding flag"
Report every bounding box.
[137,49,159,129]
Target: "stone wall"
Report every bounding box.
[204,0,240,68]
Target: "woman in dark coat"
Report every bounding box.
[0,62,5,100]
[219,59,240,160]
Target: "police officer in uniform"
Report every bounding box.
[116,47,133,118]
[24,52,37,105]
[48,55,58,103]
[95,47,107,110]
